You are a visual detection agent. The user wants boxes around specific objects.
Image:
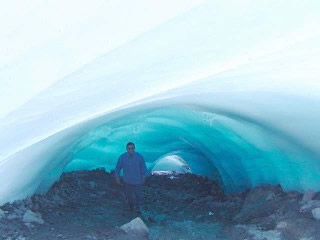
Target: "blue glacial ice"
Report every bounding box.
[0,0,320,205]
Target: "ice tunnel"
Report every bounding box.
[0,0,320,205]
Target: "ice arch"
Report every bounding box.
[0,0,320,205]
[42,101,320,194]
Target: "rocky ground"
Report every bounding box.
[1,169,320,240]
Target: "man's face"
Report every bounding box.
[126,145,135,155]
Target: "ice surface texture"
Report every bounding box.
[0,0,320,204]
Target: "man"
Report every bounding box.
[115,142,147,213]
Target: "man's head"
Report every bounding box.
[126,142,135,155]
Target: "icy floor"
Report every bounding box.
[1,170,320,239]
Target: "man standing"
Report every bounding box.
[115,142,147,213]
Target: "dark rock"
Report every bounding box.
[276,217,320,240]
[23,210,44,224]
[233,184,284,223]
[302,189,316,202]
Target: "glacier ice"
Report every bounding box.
[0,0,320,205]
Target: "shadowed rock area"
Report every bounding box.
[1,169,320,239]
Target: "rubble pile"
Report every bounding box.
[0,169,320,239]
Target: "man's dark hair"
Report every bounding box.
[126,142,135,148]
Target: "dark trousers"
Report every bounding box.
[124,183,141,209]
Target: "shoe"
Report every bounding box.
[128,204,134,211]
[135,207,142,214]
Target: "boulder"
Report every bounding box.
[24,196,33,209]
[311,208,320,221]
[274,217,320,239]
[7,213,18,220]
[0,209,5,219]
[120,217,149,238]
[23,210,44,224]
[233,185,283,223]
[300,200,320,212]
[16,236,26,240]
[89,181,96,189]
[276,221,288,229]
[302,189,316,202]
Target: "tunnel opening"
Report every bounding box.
[151,154,192,175]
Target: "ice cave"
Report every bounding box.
[0,1,320,239]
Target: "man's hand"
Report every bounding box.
[115,177,121,185]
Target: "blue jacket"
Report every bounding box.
[115,152,147,184]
